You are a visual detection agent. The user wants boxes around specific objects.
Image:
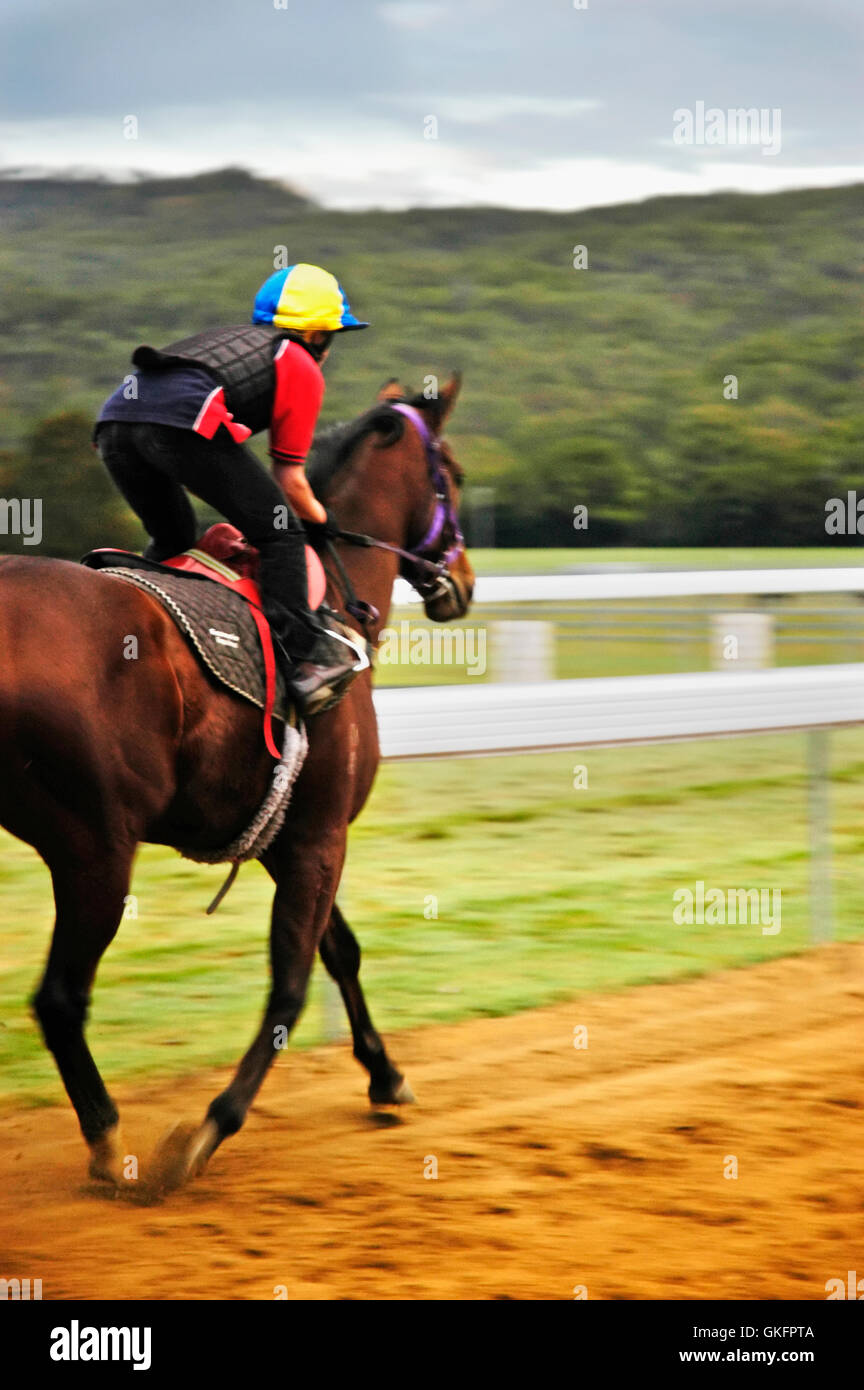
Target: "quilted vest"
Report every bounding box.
[131,324,291,435]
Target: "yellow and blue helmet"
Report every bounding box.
[252,263,369,333]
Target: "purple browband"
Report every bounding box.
[391,403,465,566]
[392,402,432,446]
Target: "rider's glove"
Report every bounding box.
[302,509,340,547]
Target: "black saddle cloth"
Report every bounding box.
[82,550,288,720]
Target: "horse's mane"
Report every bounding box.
[306,391,428,500]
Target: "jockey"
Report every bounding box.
[94,262,369,714]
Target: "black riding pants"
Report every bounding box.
[96,421,318,659]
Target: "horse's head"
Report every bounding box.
[374,373,475,622]
[308,372,476,626]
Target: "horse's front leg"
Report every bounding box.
[150,832,344,1192]
[319,901,414,1106]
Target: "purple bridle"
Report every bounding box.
[324,400,466,625]
[390,402,465,573]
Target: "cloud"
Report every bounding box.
[377,2,450,28]
[4,106,861,213]
[376,95,603,124]
[0,0,861,208]
[446,157,864,213]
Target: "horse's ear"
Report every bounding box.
[377,379,405,401]
[427,372,462,431]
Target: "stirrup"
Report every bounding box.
[289,625,370,718]
[321,622,371,673]
[290,663,361,718]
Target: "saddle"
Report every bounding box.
[84,522,327,600]
[82,524,339,759]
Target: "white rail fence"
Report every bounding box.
[391,567,864,680]
[393,567,864,607]
[374,666,864,759]
[374,666,864,942]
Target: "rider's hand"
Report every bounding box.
[301,497,328,524]
[302,508,340,544]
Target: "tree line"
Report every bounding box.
[1,170,862,554]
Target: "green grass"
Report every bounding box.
[3,730,864,1108]
[469,548,864,575]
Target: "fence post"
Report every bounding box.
[807,728,833,944]
[711,612,774,670]
[491,620,555,682]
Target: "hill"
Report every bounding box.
[1,170,862,549]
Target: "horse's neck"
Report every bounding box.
[324,444,421,644]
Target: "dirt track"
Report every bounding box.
[2,945,863,1300]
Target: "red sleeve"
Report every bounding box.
[269,338,325,467]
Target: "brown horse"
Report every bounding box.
[0,374,474,1190]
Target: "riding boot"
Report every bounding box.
[258,537,366,717]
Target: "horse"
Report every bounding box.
[0,373,475,1191]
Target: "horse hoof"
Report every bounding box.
[147,1118,219,1197]
[87,1125,125,1186]
[369,1074,416,1106]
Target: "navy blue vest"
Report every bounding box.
[131,324,290,435]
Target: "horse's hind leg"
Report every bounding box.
[319,902,414,1106]
[32,847,133,1184]
[150,841,342,1191]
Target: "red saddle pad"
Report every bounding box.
[166,523,327,609]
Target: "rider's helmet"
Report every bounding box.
[252,263,369,333]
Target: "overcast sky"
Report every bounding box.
[1,0,861,210]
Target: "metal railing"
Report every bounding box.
[375,665,864,942]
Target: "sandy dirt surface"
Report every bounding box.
[1,944,862,1301]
